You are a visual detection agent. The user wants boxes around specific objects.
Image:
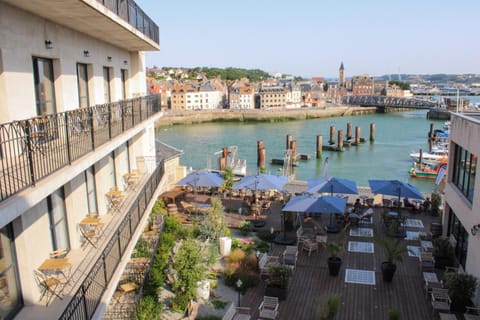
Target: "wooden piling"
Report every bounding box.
[370,123,375,142]
[355,126,361,144]
[419,148,423,164]
[259,148,266,170]
[346,123,352,140]
[329,126,336,145]
[218,147,228,171]
[316,135,322,159]
[257,140,266,168]
[286,134,293,150]
[337,130,344,151]
[428,123,435,140]
[290,140,297,161]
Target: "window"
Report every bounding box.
[121,69,127,100]
[447,209,468,269]
[47,188,70,251]
[451,143,476,202]
[32,57,56,115]
[77,63,89,108]
[85,167,97,213]
[103,67,111,103]
[0,225,22,319]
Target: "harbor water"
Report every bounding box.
[155,109,450,193]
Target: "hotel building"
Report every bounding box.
[444,113,480,305]
[0,1,180,319]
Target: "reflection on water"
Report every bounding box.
[156,110,447,192]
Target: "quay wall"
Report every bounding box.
[156,106,377,126]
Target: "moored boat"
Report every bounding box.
[409,162,447,180]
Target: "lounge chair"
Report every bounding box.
[258,296,279,320]
[464,306,480,320]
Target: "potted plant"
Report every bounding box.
[445,272,477,313]
[430,192,442,216]
[388,308,400,320]
[318,294,341,320]
[377,226,408,282]
[265,264,290,300]
[432,237,455,268]
[326,241,343,277]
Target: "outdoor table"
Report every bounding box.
[38,258,72,281]
[79,217,102,226]
[160,189,185,204]
[421,240,434,252]
[106,190,124,198]
[423,271,439,283]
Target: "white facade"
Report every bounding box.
[0,2,167,319]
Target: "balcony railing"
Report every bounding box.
[97,0,159,45]
[0,95,161,202]
[59,161,165,320]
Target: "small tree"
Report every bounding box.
[220,166,235,196]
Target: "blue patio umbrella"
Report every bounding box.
[176,171,224,188]
[368,179,424,203]
[306,177,358,196]
[282,194,347,214]
[233,174,288,191]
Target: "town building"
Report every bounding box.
[228,82,255,110]
[258,86,287,109]
[339,62,345,87]
[350,75,375,95]
[0,1,181,319]
[443,113,480,306]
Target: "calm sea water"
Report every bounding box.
[155,108,459,193]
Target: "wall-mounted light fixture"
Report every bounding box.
[45,40,53,49]
[107,56,112,62]
[83,50,90,57]
[471,224,480,236]
[123,60,128,65]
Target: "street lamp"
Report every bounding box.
[236,279,243,306]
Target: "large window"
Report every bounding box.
[0,225,22,319]
[451,143,476,202]
[77,63,89,108]
[32,57,56,115]
[47,188,70,251]
[103,67,111,103]
[448,209,468,269]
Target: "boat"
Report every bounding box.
[409,161,447,180]
[409,147,448,165]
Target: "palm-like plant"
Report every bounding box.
[380,236,408,265]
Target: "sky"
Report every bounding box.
[136,0,480,79]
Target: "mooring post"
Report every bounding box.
[257,140,265,168]
[337,130,344,151]
[316,135,322,159]
[329,126,336,145]
[355,126,361,144]
[419,148,423,164]
[346,122,352,140]
[429,123,435,140]
[290,140,297,162]
[370,123,375,142]
[219,147,228,171]
[286,134,293,150]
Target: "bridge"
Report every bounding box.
[342,95,440,109]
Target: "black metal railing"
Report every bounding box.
[98,0,159,45]
[59,161,165,320]
[0,95,160,202]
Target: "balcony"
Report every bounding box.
[0,95,161,202]
[3,0,159,51]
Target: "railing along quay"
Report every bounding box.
[96,0,159,44]
[343,95,439,109]
[59,161,165,320]
[0,95,161,202]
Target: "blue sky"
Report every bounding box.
[137,0,480,78]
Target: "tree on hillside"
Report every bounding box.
[389,80,410,91]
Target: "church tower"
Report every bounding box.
[339,62,345,87]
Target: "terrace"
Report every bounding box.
[168,190,457,320]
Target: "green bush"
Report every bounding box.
[136,295,162,320]
[211,299,228,309]
[319,294,341,320]
[132,237,151,258]
[239,220,253,236]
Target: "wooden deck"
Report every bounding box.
[240,205,443,320]
[170,192,446,320]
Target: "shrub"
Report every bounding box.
[445,273,478,312]
[136,295,162,320]
[319,294,341,320]
[228,248,246,263]
[239,220,253,235]
[132,237,151,258]
[211,299,228,309]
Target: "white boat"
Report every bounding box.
[409,147,448,165]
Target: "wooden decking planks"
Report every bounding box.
[240,207,440,320]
